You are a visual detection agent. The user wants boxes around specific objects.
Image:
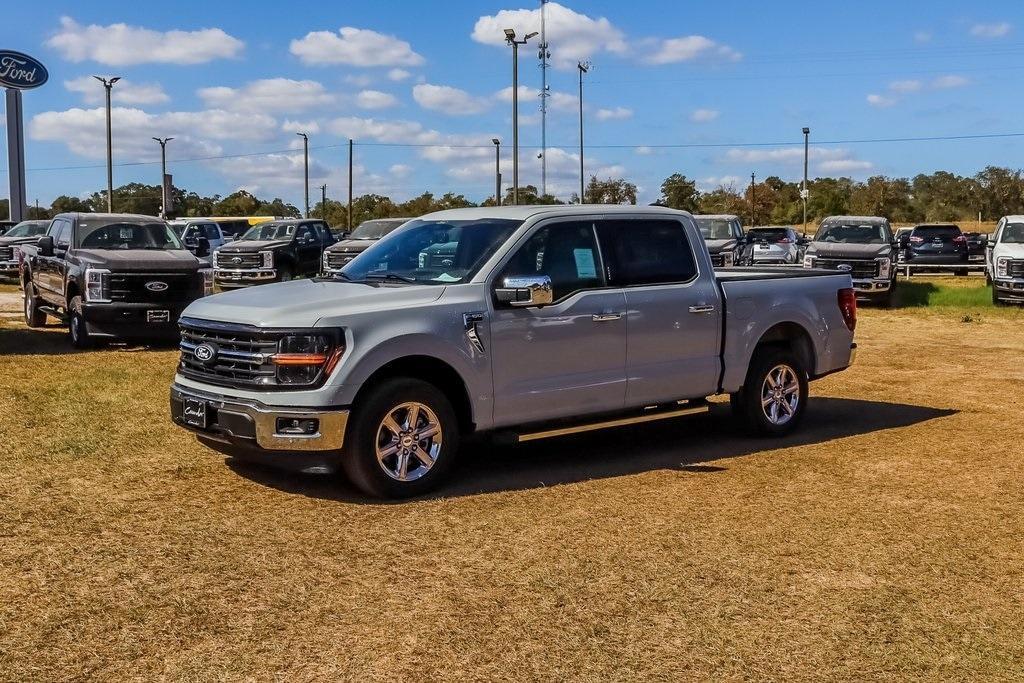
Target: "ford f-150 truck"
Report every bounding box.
[170,205,858,498]
[213,218,334,288]
[21,213,213,347]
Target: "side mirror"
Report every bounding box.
[37,235,54,257]
[195,236,211,257]
[495,275,554,307]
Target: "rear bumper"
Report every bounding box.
[81,301,192,339]
[905,253,968,264]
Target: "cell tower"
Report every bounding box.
[539,0,550,198]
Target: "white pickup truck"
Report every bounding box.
[170,205,858,498]
[987,216,1024,305]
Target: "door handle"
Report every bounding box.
[688,304,716,314]
[592,312,623,322]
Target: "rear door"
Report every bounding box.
[598,217,722,406]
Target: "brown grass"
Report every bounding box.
[1,287,1023,680]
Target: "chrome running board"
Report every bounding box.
[516,402,708,443]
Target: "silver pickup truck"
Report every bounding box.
[170,206,857,498]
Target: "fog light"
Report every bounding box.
[276,417,319,435]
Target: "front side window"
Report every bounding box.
[501,222,604,301]
[54,221,72,249]
[77,220,185,250]
[600,219,697,286]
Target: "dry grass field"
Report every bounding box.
[1,278,1023,681]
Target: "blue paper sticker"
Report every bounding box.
[574,248,597,278]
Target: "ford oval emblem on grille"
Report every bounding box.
[837,264,853,272]
[145,281,169,292]
[193,343,217,363]
[231,256,242,264]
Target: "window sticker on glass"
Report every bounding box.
[120,227,133,239]
[432,273,460,283]
[573,248,597,278]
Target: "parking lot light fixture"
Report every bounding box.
[505,29,537,205]
[802,127,811,234]
[492,138,501,206]
[94,76,121,212]
[296,132,310,218]
[152,137,173,219]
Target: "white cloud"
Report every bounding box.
[913,30,933,43]
[495,85,577,112]
[932,74,970,89]
[46,16,243,66]
[64,76,169,105]
[327,116,441,144]
[689,108,720,123]
[356,90,399,109]
[818,159,874,173]
[290,27,424,66]
[643,35,742,64]
[595,106,633,121]
[387,68,412,82]
[970,22,1011,38]
[722,146,873,175]
[634,146,654,155]
[198,78,335,113]
[889,80,922,93]
[471,2,627,70]
[867,93,897,108]
[281,119,320,135]
[343,74,374,88]
[413,84,492,115]
[700,175,743,190]
[389,163,412,178]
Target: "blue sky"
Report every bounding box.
[1,1,1022,208]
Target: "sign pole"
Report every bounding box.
[5,88,27,222]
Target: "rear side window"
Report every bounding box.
[599,219,697,286]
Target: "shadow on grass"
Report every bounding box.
[0,325,179,356]
[893,281,939,308]
[226,397,957,503]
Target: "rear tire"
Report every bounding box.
[341,378,460,498]
[23,282,47,328]
[730,347,809,437]
[68,296,94,349]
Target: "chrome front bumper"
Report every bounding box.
[214,268,277,283]
[170,383,348,451]
[852,278,891,292]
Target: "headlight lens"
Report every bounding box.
[322,251,330,270]
[272,333,343,385]
[261,250,274,269]
[877,257,891,279]
[721,251,734,267]
[996,257,1009,278]
[199,268,214,296]
[803,254,815,269]
[85,267,111,303]
[13,246,23,263]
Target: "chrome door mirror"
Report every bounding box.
[495,275,554,307]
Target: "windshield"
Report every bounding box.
[4,221,50,238]
[750,228,791,243]
[695,218,735,240]
[239,223,295,241]
[815,223,888,244]
[338,218,521,285]
[350,219,406,240]
[78,220,185,251]
[1001,223,1024,244]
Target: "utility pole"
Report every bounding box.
[296,132,310,218]
[505,28,537,206]
[539,0,550,197]
[320,184,327,219]
[492,138,502,206]
[578,61,590,203]
[93,76,120,212]
[802,127,810,234]
[152,137,173,219]
[750,173,756,226]
[347,139,353,231]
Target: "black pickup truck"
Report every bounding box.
[21,213,212,347]
[212,218,334,288]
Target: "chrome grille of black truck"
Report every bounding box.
[814,258,880,279]
[215,252,263,269]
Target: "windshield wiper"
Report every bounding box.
[363,272,416,283]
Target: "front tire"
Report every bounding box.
[68,296,94,349]
[24,282,47,327]
[277,264,293,282]
[730,347,809,436]
[992,286,1006,307]
[341,378,460,498]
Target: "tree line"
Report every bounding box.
[5,166,1023,228]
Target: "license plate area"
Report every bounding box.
[182,397,207,428]
[147,310,170,323]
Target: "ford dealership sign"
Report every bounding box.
[0,50,48,90]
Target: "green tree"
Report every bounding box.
[575,176,638,205]
[697,184,746,217]
[658,173,700,211]
[213,190,261,216]
[50,195,91,214]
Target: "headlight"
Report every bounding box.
[84,268,111,303]
[261,250,274,269]
[13,246,23,263]
[271,333,344,386]
[877,257,891,279]
[803,254,815,269]
[721,251,734,267]
[199,268,214,296]
[996,257,1009,278]
[322,251,330,270]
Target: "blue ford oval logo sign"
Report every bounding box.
[193,343,217,363]
[0,50,48,90]
[145,281,168,292]
[837,264,853,272]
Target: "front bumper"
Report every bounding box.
[81,301,192,339]
[170,382,349,452]
[993,279,1024,301]
[214,268,277,286]
[852,278,892,294]
[0,260,19,276]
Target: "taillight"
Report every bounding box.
[953,235,967,244]
[909,236,924,244]
[778,238,791,244]
[838,288,857,332]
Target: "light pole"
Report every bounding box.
[504,28,537,206]
[93,76,120,212]
[577,61,590,204]
[750,173,756,226]
[320,184,327,219]
[296,132,310,218]
[152,137,173,218]
[802,127,810,234]
[492,138,501,206]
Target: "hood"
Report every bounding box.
[993,242,1024,259]
[76,249,202,272]
[326,238,376,253]
[0,235,44,247]
[806,242,892,259]
[181,277,446,327]
[703,238,738,255]
[217,239,291,253]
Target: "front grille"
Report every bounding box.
[1009,260,1024,278]
[0,246,12,261]
[814,258,880,279]
[109,272,200,303]
[215,251,263,269]
[178,320,280,388]
[324,250,357,270]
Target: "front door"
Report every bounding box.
[489,220,627,427]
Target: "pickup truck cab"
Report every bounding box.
[213,218,335,288]
[803,216,897,306]
[0,219,51,277]
[170,205,857,498]
[22,213,213,347]
[987,216,1024,305]
[694,214,747,267]
[322,217,411,275]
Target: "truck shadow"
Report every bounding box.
[228,397,957,503]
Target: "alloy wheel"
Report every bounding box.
[760,363,800,426]
[375,402,443,482]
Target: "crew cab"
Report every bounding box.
[0,219,51,278]
[694,214,747,267]
[322,217,411,275]
[213,218,334,288]
[987,216,1024,305]
[170,205,857,498]
[803,216,897,306]
[21,213,213,347]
